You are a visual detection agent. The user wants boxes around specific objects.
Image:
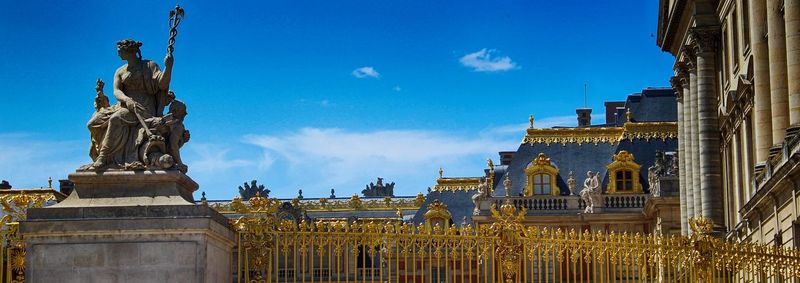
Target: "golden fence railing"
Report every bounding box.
[231,195,800,283]
[0,191,53,283]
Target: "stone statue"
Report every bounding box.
[362,177,395,197]
[648,151,667,197]
[580,171,601,213]
[238,180,270,200]
[502,173,512,197]
[83,39,189,172]
[472,177,490,215]
[567,170,577,195]
[330,188,336,198]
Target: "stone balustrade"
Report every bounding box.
[489,194,650,213]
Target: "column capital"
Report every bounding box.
[680,46,697,71]
[690,27,721,54]
[674,61,691,84]
[671,76,685,101]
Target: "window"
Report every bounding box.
[532,173,552,195]
[732,9,740,67]
[524,153,560,196]
[742,0,750,50]
[615,170,634,191]
[606,151,643,194]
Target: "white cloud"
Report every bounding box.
[243,128,515,197]
[459,48,518,72]
[0,133,85,189]
[393,85,402,92]
[352,66,381,79]
[185,143,255,173]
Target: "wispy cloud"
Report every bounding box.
[393,85,402,92]
[243,128,516,197]
[459,48,518,72]
[352,66,381,79]
[0,133,85,189]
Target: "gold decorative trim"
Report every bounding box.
[432,177,481,192]
[522,122,678,145]
[524,153,560,196]
[606,150,643,194]
[212,194,424,214]
[423,199,451,222]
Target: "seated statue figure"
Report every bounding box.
[84,39,182,171]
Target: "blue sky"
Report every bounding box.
[0,0,675,199]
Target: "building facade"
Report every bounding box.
[657,0,800,246]
[414,88,682,236]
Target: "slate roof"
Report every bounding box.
[411,190,477,226]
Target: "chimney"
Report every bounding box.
[0,180,10,190]
[576,108,592,127]
[499,151,515,165]
[59,179,74,196]
[604,101,625,124]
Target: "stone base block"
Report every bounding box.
[21,169,234,283]
[22,205,235,283]
[54,170,198,207]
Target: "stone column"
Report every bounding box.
[751,0,774,162]
[731,127,742,225]
[671,73,689,235]
[692,27,726,232]
[767,0,790,143]
[786,0,800,131]
[680,49,695,222]
[689,54,703,217]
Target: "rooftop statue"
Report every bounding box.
[239,180,270,200]
[81,6,188,172]
[580,171,601,213]
[362,177,395,197]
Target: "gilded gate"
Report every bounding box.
[231,194,800,283]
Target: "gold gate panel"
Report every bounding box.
[232,196,800,283]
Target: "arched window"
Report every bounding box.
[607,151,643,194]
[423,199,452,229]
[524,153,560,196]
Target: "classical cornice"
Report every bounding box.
[522,122,678,145]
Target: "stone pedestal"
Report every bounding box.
[21,170,235,283]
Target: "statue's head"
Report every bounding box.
[169,100,187,119]
[116,39,143,60]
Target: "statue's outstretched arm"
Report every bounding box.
[157,54,173,90]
